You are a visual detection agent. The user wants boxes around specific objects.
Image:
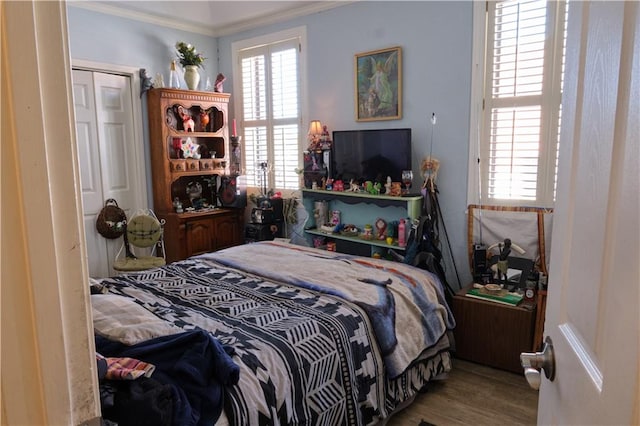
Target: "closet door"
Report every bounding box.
[73,70,142,277]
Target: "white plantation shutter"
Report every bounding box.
[241,55,266,121]
[238,37,301,190]
[480,0,568,206]
[243,125,268,187]
[273,124,299,188]
[488,106,541,200]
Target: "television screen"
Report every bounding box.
[331,128,412,184]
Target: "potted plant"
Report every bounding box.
[176,42,206,90]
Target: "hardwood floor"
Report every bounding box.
[386,358,539,425]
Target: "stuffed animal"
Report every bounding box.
[389,182,402,196]
[364,181,374,194]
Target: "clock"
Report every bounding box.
[524,285,536,303]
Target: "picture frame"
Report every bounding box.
[354,46,402,121]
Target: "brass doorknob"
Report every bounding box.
[520,336,555,390]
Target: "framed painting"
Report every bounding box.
[354,46,402,121]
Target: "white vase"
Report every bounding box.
[183,65,200,90]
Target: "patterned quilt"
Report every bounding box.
[94,241,454,426]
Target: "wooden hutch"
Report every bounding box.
[146,88,243,262]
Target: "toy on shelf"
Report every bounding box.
[176,105,195,132]
[214,73,225,93]
[375,218,387,240]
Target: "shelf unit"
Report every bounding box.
[302,189,423,217]
[305,229,408,251]
[147,88,243,262]
[301,189,423,257]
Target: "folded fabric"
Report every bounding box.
[96,353,156,380]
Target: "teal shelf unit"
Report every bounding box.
[301,189,423,219]
[301,189,423,257]
[305,229,407,252]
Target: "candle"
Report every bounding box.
[232,119,237,137]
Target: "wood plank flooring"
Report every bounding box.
[386,358,539,425]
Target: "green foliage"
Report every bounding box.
[175,42,206,68]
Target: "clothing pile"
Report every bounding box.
[96,329,239,426]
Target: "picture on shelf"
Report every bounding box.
[354,46,402,121]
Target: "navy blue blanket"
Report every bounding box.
[95,329,239,426]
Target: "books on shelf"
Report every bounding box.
[465,287,523,306]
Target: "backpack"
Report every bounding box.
[404,215,454,300]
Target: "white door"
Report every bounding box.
[537,2,639,424]
[73,70,145,278]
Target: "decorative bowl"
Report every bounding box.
[484,284,502,293]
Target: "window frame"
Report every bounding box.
[467,0,567,208]
[231,26,308,194]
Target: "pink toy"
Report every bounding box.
[398,219,407,247]
[331,210,341,226]
[177,105,195,132]
[183,116,195,132]
[214,73,226,93]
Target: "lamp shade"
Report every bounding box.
[308,120,323,136]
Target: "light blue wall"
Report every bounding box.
[67,7,220,87]
[67,6,220,210]
[67,2,473,287]
[218,2,474,287]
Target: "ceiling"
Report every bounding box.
[70,1,350,37]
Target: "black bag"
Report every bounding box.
[96,199,127,239]
[404,215,454,301]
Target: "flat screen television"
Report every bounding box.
[331,128,412,184]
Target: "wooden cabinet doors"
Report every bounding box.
[213,213,242,250]
[184,218,216,257]
[182,212,243,258]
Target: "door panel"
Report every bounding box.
[73,79,101,210]
[73,69,145,278]
[538,2,639,424]
[73,70,109,277]
[94,72,137,214]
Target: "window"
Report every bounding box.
[470,0,568,207]
[232,27,306,192]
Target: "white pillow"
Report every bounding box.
[91,294,182,345]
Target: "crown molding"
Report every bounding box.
[214,2,353,37]
[67,1,353,38]
[68,1,217,36]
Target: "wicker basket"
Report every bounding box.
[96,199,127,239]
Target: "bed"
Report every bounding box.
[91,241,455,426]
